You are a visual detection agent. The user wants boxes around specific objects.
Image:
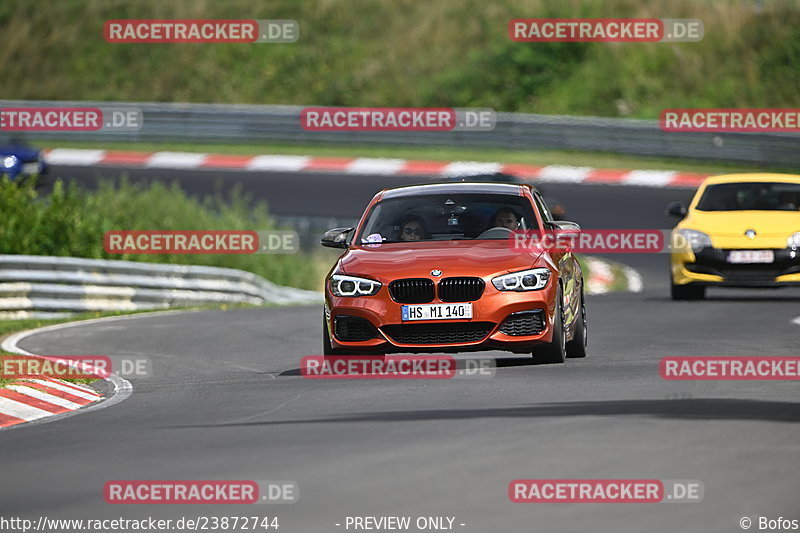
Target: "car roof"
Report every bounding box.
[438,172,523,183]
[380,182,525,199]
[702,173,800,185]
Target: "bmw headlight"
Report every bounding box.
[788,232,800,248]
[492,267,551,291]
[329,274,382,297]
[675,229,713,253]
[3,156,18,169]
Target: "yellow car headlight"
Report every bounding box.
[675,229,713,253]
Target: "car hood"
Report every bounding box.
[338,239,545,281]
[683,210,800,236]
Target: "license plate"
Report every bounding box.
[402,303,472,321]
[727,250,774,264]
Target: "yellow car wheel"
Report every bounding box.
[670,278,706,300]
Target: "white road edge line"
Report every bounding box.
[791,316,800,326]
[0,309,191,430]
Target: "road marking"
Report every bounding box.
[247,155,310,172]
[146,151,207,168]
[347,158,406,175]
[21,379,101,401]
[623,170,677,187]
[0,311,197,429]
[792,316,800,326]
[0,396,53,422]
[45,148,712,188]
[537,165,592,183]
[45,148,106,165]
[6,385,84,410]
[442,161,503,176]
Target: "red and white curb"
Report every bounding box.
[0,377,102,428]
[0,315,142,430]
[44,149,712,188]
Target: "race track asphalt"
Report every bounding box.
[3,164,798,533]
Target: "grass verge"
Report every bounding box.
[1,176,335,291]
[2,0,798,118]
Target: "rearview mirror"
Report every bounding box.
[320,227,354,249]
[666,202,688,218]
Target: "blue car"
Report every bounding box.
[0,136,48,181]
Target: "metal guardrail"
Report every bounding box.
[2,100,798,166]
[0,255,321,319]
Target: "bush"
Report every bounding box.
[0,177,328,290]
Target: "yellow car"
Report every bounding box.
[667,173,800,300]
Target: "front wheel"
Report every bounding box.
[533,287,566,364]
[566,289,587,358]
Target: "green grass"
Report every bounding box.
[1,176,336,291]
[1,0,798,117]
[44,140,800,174]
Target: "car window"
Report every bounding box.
[696,182,800,211]
[356,193,538,243]
[531,192,554,223]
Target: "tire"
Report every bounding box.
[670,281,706,300]
[533,287,566,364]
[566,289,587,358]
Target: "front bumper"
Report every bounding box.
[325,283,557,354]
[3,159,46,179]
[671,247,800,287]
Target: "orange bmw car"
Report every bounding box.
[320,182,587,363]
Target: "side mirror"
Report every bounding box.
[320,227,354,249]
[666,202,688,218]
[553,220,581,233]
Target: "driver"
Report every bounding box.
[778,192,798,210]
[397,215,428,241]
[491,208,521,230]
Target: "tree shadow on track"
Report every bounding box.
[174,398,800,429]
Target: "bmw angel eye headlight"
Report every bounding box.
[492,268,551,291]
[675,229,713,253]
[788,232,800,248]
[330,275,382,297]
[3,156,18,169]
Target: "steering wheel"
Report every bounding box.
[477,227,515,239]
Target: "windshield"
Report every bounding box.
[356,193,538,244]
[695,182,800,212]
